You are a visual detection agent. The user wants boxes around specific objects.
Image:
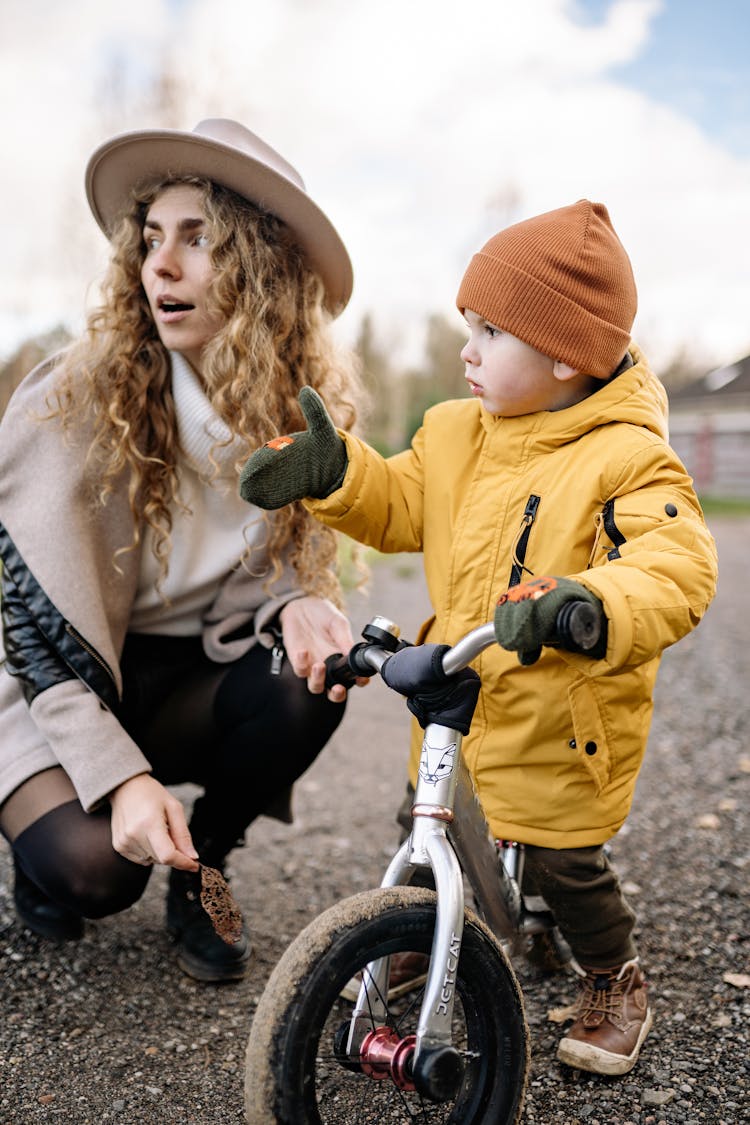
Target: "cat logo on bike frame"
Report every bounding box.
[419,738,456,785]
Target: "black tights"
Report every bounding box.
[3,634,344,918]
[13,799,151,917]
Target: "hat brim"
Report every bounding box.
[85,129,353,315]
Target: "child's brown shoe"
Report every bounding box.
[557,959,653,1075]
[339,951,429,1003]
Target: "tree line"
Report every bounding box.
[0,314,703,459]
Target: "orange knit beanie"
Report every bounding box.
[455,200,637,378]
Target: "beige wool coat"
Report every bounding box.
[0,358,300,813]
[306,348,718,848]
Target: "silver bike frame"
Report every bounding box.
[346,623,550,1061]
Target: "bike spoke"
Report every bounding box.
[313,985,472,1122]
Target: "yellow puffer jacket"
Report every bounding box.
[307,349,718,847]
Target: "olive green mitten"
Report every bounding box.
[493,576,604,666]
[238,387,348,510]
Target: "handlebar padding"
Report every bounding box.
[381,644,481,734]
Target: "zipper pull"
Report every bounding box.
[270,644,285,675]
[587,512,604,569]
[509,493,541,587]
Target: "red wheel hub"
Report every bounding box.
[359,1027,417,1090]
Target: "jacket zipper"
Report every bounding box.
[65,623,118,689]
[601,498,627,560]
[508,494,541,587]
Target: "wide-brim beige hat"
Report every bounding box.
[85,118,353,315]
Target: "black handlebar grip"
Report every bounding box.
[555,600,604,653]
[323,642,380,690]
[323,652,359,691]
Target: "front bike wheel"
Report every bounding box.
[245,886,529,1124]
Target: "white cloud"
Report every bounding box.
[1,0,749,372]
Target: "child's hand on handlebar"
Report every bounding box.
[239,387,348,510]
[493,577,605,666]
[381,644,481,733]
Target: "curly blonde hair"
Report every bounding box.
[49,176,365,605]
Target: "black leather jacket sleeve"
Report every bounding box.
[2,564,78,706]
[0,525,118,710]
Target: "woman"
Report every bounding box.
[0,118,365,982]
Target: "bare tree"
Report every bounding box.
[0,327,72,419]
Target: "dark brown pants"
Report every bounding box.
[521,843,637,968]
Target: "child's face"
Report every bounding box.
[461,309,573,416]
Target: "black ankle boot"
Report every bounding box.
[13,856,84,941]
[166,866,251,982]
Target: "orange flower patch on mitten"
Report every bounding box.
[496,577,558,606]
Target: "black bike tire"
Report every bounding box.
[245,886,529,1124]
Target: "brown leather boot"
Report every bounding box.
[557,959,653,1075]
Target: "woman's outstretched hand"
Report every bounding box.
[280,595,366,703]
[109,774,200,871]
[239,387,348,509]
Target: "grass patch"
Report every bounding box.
[337,537,421,590]
[700,496,750,517]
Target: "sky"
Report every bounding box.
[1,0,749,375]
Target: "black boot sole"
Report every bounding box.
[166,918,252,982]
[166,910,253,983]
[14,902,84,942]
[172,939,252,982]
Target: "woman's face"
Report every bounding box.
[140,184,224,375]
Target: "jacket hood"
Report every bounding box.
[479,346,668,450]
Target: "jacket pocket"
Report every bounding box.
[566,677,612,795]
[590,492,683,567]
[600,497,626,560]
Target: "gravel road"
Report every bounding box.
[1,516,747,1125]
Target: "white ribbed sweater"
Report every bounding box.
[130,352,264,635]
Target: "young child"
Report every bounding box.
[238,200,718,1074]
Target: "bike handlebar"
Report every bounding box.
[324,599,605,691]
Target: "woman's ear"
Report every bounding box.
[552,360,579,382]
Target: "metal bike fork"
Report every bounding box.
[347,721,471,1057]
